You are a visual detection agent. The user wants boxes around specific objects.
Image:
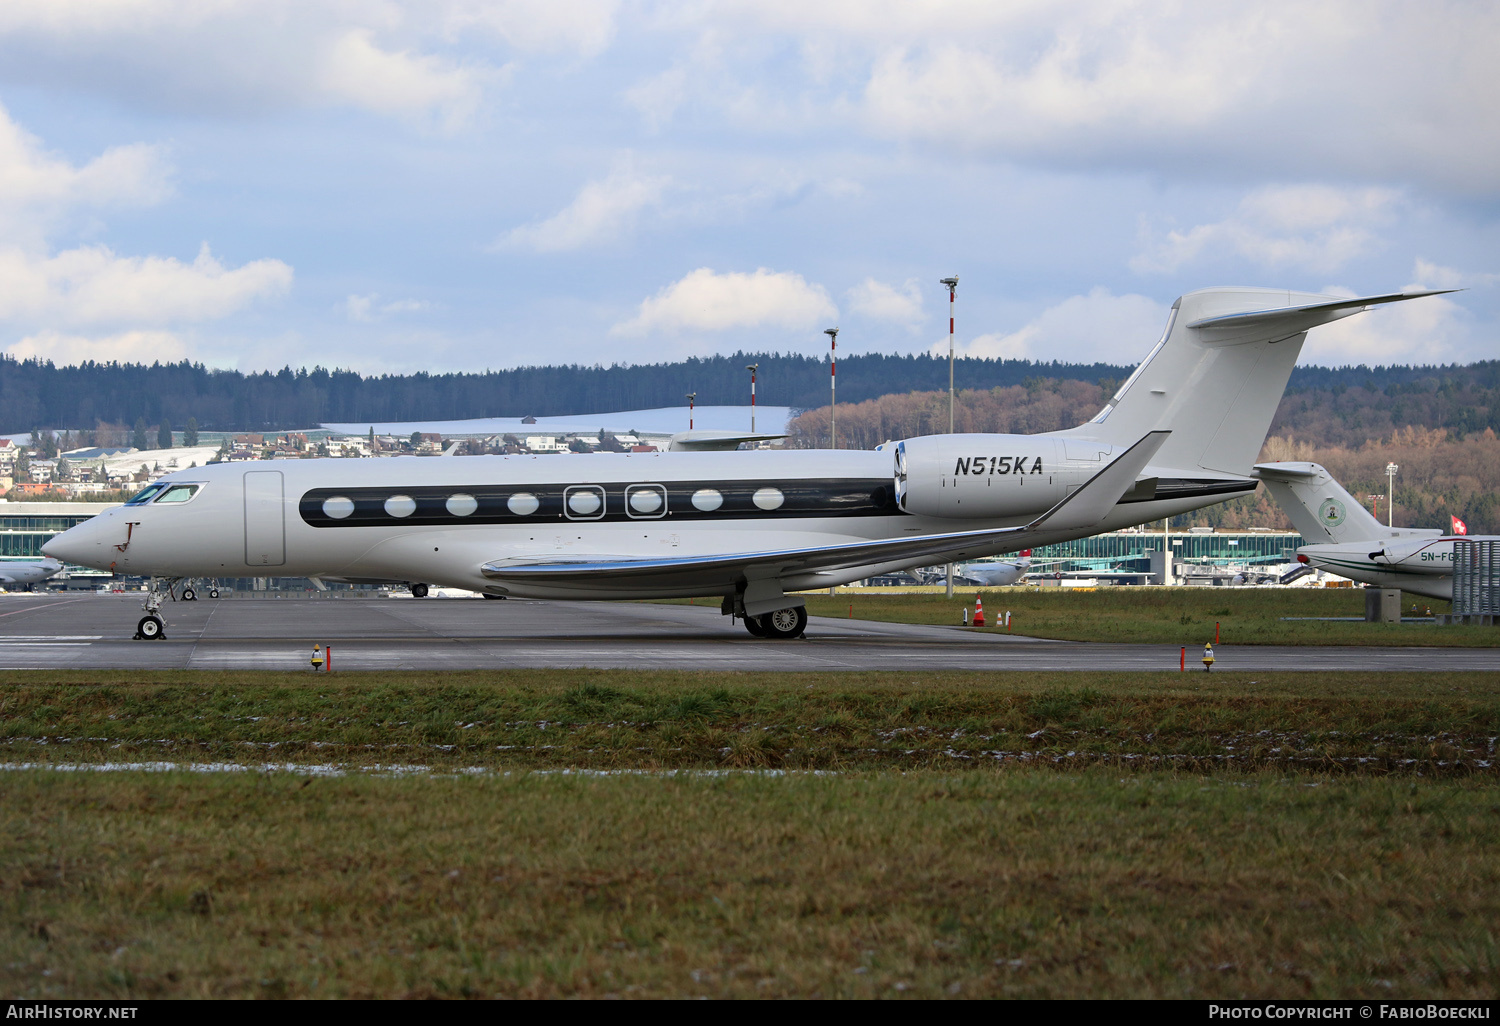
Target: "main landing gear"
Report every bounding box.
[409,583,429,598]
[134,576,181,640]
[742,606,807,640]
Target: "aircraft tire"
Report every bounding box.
[483,593,506,600]
[209,589,220,599]
[136,615,165,640]
[411,583,429,598]
[182,588,196,601]
[758,606,807,640]
[743,615,769,638]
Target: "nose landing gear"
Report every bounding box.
[134,576,181,640]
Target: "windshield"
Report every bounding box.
[124,483,168,506]
[154,484,201,504]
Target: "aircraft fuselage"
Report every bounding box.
[44,447,1250,599]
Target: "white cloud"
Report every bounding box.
[637,2,1500,195]
[5,329,188,366]
[1131,185,1400,275]
[845,277,923,327]
[345,293,430,322]
[0,103,170,246]
[0,2,537,126]
[319,29,489,129]
[442,0,620,58]
[941,287,1169,364]
[500,164,670,251]
[0,243,292,327]
[1302,285,1475,365]
[612,267,837,336]
[1411,259,1500,291]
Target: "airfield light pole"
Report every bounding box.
[686,392,696,431]
[745,366,758,433]
[940,277,958,597]
[941,277,959,433]
[824,328,839,448]
[1386,463,1399,527]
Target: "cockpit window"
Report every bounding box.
[124,484,168,506]
[154,484,201,504]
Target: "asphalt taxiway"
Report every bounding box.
[0,592,1494,672]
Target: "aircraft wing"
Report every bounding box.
[483,430,1169,587]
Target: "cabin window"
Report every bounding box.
[564,485,606,520]
[625,484,667,519]
[507,493,540,516]
[752,487,785,511]
[125,484,168,505]
[691,488,723,512]
[153,484,201,504]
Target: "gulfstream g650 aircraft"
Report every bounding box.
[43,286,1448,640]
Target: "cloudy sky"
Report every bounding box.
[0,0,1495,375]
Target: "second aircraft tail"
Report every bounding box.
[1252,461,1392,544]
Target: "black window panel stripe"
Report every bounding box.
[298,479,903,527]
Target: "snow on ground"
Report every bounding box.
[319,405,792,440]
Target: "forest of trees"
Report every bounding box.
[2,351,1495,435]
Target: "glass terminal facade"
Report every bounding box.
[1029,530,1305,574]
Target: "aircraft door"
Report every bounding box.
[243,471,286,567]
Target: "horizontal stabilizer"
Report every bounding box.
[1252,462,1320,480]
[483,431,1167,588]
[668,430,787,452]
[1187,289,1457,345]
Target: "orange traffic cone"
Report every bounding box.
[973,593,986,627]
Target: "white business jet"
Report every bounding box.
[43,286,1448,641]
[0,558,63,591]
[1256,461,1483,600]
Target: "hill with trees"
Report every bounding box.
[3,351,1495,438]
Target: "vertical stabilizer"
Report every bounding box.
[1253,462,1391,544]
[1062,287,1452,476]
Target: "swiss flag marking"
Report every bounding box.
[1451,516,1468,536]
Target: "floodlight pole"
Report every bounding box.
[940,277,958,597]
[941,277,959,433]
[824,328,839,449]
[686,392,696,432]
[745,366,758,433]
[1386,462,1398,527]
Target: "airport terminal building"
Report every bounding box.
[1033,529,1303,572]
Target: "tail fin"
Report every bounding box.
[1063,287,1452,475]
[1253,461,1391,544]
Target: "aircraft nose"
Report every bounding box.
[42,524,91,566]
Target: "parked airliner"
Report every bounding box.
[0,558,63,591]
[1257,461,1485,600]
[43,286,1449,640]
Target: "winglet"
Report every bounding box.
[1029,430,1170,533]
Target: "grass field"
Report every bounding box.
[2,669,1497,771]
[775,588,1498,647]
[3,670,1497,999]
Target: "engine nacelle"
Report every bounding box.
[894,433,1117,519]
